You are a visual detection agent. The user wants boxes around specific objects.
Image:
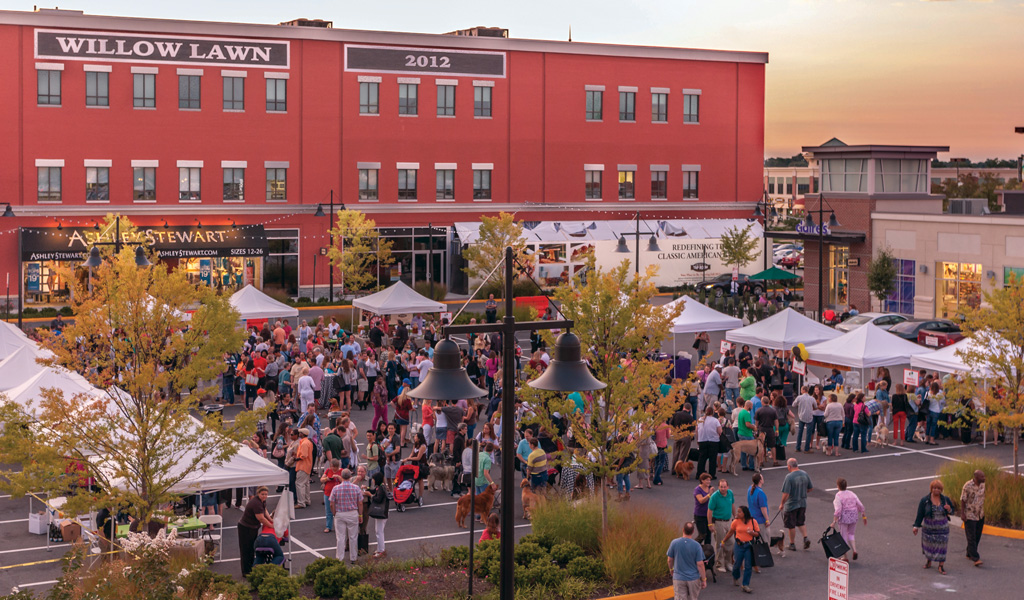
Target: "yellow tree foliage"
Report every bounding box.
[327,209,395,295]
[0,246,265,524]
[461,212,534,297]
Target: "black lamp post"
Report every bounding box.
[407,247,605,600]
[803,200,840,322]
[314,193,344,301]
[752,189,776,271]
[81,216,152,268]
[614,211,660,274]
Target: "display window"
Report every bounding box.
[827,245,849,309]
[936,262,981,318]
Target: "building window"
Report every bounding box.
[398,169,417,200]
[86,167,109,201]
[651,171,667,199]
[619,91,635,121]
[768,178,776,194]
[473,169,492,199]
[360,82,379,114]
[585,171,602,199]
[585,90,602,120]
[683,170,699,199]
[265,229,299,298]
[652,93,667,122]
[821,159,869,193]
[133,167,156,200]
[828,246,850,308]
[936,262,982,319]
[885,258,916,315]
[797,176,810,195]
[37,70,61,105]
[179,167,201,200]
[133,73,155,108]
[399,83,418,115]
[223,77,244,110]
[436,169,455,199]
[359,169,379,200]
[86,71,109,107]
[37,167,61,201]
[874,159,928,193]
[223,168,244,201]
[618,170,635,199]
[266,168,286,201]
[474,86,492,117]
[266,79,286,112]
[178,75,200,109]
[683,93,700,123]
[437,85,455,116]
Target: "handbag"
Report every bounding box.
[368,492,389,519]
[272,441,286,459]
[751,535,774,568]
[820,526,851,559]
[692,338,701,350]
[245,372,259,386]
[717,427,734,454]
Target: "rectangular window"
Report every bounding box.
[768,178,776,194]
[683,170,699,199]
[474,86,492,117]
[651,171,667,199]
[223,77,244,110]
[86,167,109,201]
[874,159,928,193]
[797,176,810,195]
[399,83,418,115]
[651,92,667,122]
[178,75,200,109]
[86,71,109,107]
[473,169,492,199]
[585,171,602,199]
[683,93,700,123]
[265,229,300,298]
[359,169,379,200]
[223,168,244,200]
[436,169,455,199]
[885,259,916,316]
[266,79,286,112]
[821,159,868,193]
[398,169,417,200]
[133,167,156,200]
[266,168,287,201]
[133,73,155,108]
[618,170,635,199]
[936,262,982,319]
[585,90,603,120]
[619,91,635,121]
[37,70,61,105]
[437,85,455,116]
[179,167,201,200]
[37,167,61,201]
[359,82,379,114]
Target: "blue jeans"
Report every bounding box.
[221,376,235,404]
[906,413,919,441]
[616,473,631,494]
[732,541,754,586]
[324,492,335,531]
[253,533,285,566]
[738,434,755,470]
[826,420,842,449]
[652,449,668,485]
[530,472,547,491]
[854,423,869,452]
[725,388,740,405]
[840,418,854,448]
[688,396,699,417]
[926,412,941,438]
[797,421,813,451]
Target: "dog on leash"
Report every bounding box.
[770,532,787,557]
[673,460,695,479]
[426,453,455,491]
[729,438,765,475]
[408,422,423,441]
[871,422,891,448]
[456,482,498,528]
[520,478,544,519]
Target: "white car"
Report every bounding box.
[835,312,909,333]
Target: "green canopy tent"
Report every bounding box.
[750,266,801,300]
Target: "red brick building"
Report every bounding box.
[0,8,766,303]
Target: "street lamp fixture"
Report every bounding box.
[752,189,776,270]
[614,211,660,273]
[804,201,841,323]
[315,192,345,300]
[1,204,13,218]
[80,215,152,269]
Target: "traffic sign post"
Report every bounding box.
[828,557,849,600]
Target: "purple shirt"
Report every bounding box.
[694,484,711,517]
[309,366,325,391]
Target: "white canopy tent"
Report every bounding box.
[352,281,445,315]
[0,320,29,340]
[0,346,48,391]
[803,324,925,369]
[229,285,299,321]
[726,307,841,350]
[2,367,98,416]
[0,324,52,361]
[666,296,743,334]
[910,337,1009,377]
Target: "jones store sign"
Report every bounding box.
[35,29,289,68]
[21,225,269,262]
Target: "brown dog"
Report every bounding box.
[520,478,545,519]
[455,482,497,528]
[673,460,695,479]
[729,437,765,475]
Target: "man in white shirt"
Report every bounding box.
[417,349,434,379]
[721,358,741,410]
[702,365,722,411]
[696,408,723,479]
[792,386,817,453]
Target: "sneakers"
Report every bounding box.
[742,586,753,593]
[733,578,740,586]
[417,497,423,507]
[716,566,727,573]
[788,543,796,551]
[803,537,810,550]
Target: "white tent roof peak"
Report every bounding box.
[228,285,299,321]
[726,307,841,350]
[2,367,98,416]
[0,323,53,361]
[353,281,445,315]
[0,346,48,391]
[665,296,743,334]
[804,323,925,369]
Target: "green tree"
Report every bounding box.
[719,223,761,270]
[461,212,534,298]
[521,257,682,529]
[328,209,395,296]
[866,247,897,312]
[0,247,265,525]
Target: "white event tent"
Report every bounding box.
[0,323,53,361]
[0,346,48,391]
[666,296,743,334]
[2,367,98,416]
[726,307,841,350]
[353,281,445,315]
[229,284,299,321]
[803,324,925,369]
[911,337,1009,377]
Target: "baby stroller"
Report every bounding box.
[393,464,422,512]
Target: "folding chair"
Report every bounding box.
[198,514,223,560]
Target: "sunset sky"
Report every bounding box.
[7,0,1024,160]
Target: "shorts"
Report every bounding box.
[395,417,409,426]
[435,427,447,441]
[447,429,456,445]
[783,507,806,529]
[314,390,321,400]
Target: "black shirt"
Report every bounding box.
[239,496,267,530]
[755,405,778,434]
[738,351,752,371]
[368,326,384,348]
[669,410,694,431]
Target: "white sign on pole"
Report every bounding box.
[720,340,732,354]
[828,557,849,600]
[903,369,919,388]
[792,360,806,376]
[732,265,740,281]
[440,312,453,324]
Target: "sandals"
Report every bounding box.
[937,565,946,575]
[324,528,332,533]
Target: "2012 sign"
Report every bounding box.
[345,44,505,78]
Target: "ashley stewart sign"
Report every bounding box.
[35,29,289,68]
[21,225,269,262]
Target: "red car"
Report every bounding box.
[919,329,964,348]
[777,253,802,269]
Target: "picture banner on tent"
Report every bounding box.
[720,340,732,354]
[904,369,919,387]
[793,360,806,375]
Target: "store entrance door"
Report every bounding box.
[413,251,445,292]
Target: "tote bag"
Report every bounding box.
[820,526,851,559]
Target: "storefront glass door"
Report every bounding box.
[827,245,850,309]
[935,262,981,318]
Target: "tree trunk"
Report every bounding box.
[601,477,609,532]
[1015,427,1020,477]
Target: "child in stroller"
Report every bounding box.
[393,464,423,511]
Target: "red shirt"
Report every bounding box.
[322,468,342,497]
[253,356,269,373]
[479,529,501,543]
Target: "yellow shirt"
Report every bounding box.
[527,448,547,475]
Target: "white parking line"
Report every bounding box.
[825,464,1017,491]
[762,443,975,470]
[288,534,323,560]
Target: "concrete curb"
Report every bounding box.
[950,515,1024,540]
[597,586,674,600]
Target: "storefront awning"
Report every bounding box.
[769,230,865,244]
[20,225,269,262]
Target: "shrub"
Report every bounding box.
[256,573,301,600]
[452,311,485,325]
[474,540,502,581]
[304,556,343,585]
[559,577,598,600]
[519,532,556,550]
[513,542,549,567]
[440,545,470,569]
[297,296,312,304]
[23,307,38,316]
[59,306,74,316]
[566,556,605,582]
[341,583,386,600]
[601,508,682,586]
[314,563,364,598]
[475,278,543,300]
[531,497,606,554]
[414,281,448,302]
[247,563,288,589]
[516,559,562,589]
[940,456,1024,528]
[550,542,585,566]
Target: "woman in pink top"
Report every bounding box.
[420,398,435,447]
[832,478,867,561]
[485,351,500,398]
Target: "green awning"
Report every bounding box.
[749,267,800,281]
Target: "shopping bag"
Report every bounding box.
[820,526,850,559]
[751,536,774,568]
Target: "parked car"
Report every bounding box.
[918,328,965,348]
[701,273,764,298]
[888,319,962,345]
[835,312,909,333]
[777,253,803,269]
[774,243,803,255]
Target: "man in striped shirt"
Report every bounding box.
[329,469,364,564]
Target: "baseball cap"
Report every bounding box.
[298,428,310,436]
[402,378,412,385]
[257,388,266,395]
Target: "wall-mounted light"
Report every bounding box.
[919,264,928,274]
[162,219,170,229]
[195,219,203,230]
[986,270,996,279]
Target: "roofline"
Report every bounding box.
[802,144,950,155]
[0,10,769,65]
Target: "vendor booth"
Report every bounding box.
[229,284,299,328]
[0,345,47,391]
[726,307,841,350]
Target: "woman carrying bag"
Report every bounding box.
[366,472,389,558]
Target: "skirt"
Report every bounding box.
[921,516,949,562]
